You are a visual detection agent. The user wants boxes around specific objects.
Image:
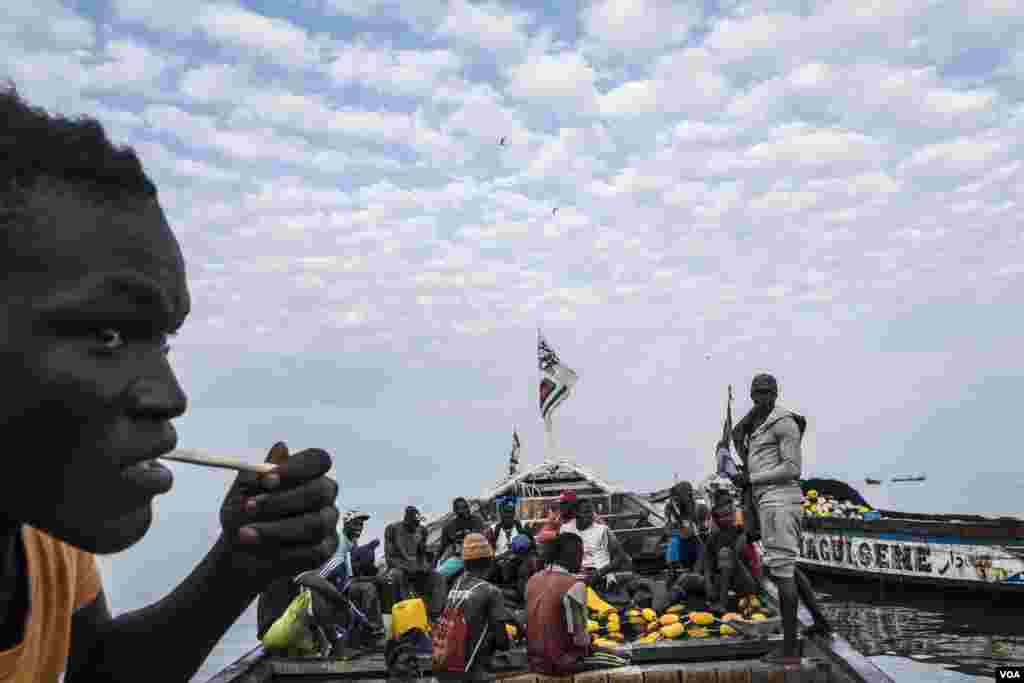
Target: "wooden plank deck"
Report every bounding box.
[266,637,789,680]
[265,657,833,682]
[208,627,873,683]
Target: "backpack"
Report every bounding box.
[431,575,488,673]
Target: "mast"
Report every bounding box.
[716,385,738,478]
[508,427,521,477]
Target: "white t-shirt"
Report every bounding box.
[560,520,611,570]
[493,524,517,555]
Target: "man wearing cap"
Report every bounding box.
[534,490,579,547]
[385,506,446,620]
[730,373,827,665]
[436,533,513,679]
[320,510,384,637]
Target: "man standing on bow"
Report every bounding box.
[730,373,826,666]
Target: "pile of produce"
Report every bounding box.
[584,589,774,649]
[802,489,872,519]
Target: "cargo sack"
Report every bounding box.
[257,575,300,640]
[431,576,487,673]
[261,587,321,656]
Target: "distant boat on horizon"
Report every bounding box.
[892,474,927,482]
[865,477,882,485]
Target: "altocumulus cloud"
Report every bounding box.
[2,0,1023,544]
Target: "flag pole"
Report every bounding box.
[544,417,556,463]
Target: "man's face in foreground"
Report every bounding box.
[0,180,190,554]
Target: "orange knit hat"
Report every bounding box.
[462,533,494,561]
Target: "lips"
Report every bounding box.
[119,429,177,496]
[122,427,178,470]
[121,458,174,495]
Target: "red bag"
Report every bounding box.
[431,576,487,673]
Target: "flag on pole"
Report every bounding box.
[508,428,521,476]
[717,385,739,478]
[538,329,578,423]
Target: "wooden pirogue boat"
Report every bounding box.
[205,460,891,683]
[205,577,890,683]
[799,508,1024,594]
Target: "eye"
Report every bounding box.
[90,327,174,355]
[96,328,125,350]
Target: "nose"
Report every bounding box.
[129,359,188,420]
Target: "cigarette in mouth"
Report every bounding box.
[161,450,277,474]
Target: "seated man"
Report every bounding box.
[525,532,591,675]
[484,501,540,602]
[434,534,513,679]
[485,502,531,578]
[701,490,761,613]
[320,510,384,639]
[534,490,577,546]
[663,482,701,583]
[385,506,447,621]
[437,497,486,579]
[559,499,633,596]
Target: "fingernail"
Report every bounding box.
[244,498,258,513]
[261,474,281,490]
[239,527,260,544]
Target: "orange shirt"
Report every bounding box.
[0,526,102,683]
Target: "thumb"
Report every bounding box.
[267,441,290,465]
[233,442,289,492]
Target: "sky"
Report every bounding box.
[4,0,1023,614]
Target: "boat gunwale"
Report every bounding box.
[796,561,1024,593]
[802,514,1024,539]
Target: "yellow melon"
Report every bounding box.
[659,622,685,639]
[687,612,715,626]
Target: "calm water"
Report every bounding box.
[813,577,1024,681]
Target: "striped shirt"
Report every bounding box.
[319,532,354,580]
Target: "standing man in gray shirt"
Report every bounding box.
[731,373,829,666]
